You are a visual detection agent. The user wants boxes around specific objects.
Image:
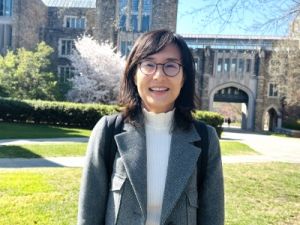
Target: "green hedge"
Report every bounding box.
[283,120,300,131]
[193,110,223,137]
[0,98,118,129]
[0,98,223,135]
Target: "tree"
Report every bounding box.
[0,42,59,100]
[269,38,300,120]
[67,35,125,104]
[184,0,300,34]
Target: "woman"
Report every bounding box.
[78,29,224,225]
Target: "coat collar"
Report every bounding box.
[114,121,202,223]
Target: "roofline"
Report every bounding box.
[180,33,290,40]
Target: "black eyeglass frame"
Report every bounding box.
[138,60,184,77]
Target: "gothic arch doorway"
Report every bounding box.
[209,84,255,130]
[263,107,281,131]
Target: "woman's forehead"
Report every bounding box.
[142,44,181,61]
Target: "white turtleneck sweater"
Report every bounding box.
[143,108,174,225]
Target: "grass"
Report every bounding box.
[220,141,259,155]
[224,163,300,225]
[0,141,256,158]
[0,163,299,225]
[0,143,87,158]
[0,122,91,139]
[0,168,81,225]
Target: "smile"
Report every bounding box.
[149,87,169,92]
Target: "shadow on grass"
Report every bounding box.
[0,145,43,158]
[0,122,90,139]
[0,145,63,168]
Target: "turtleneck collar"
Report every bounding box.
[142,108,175,130]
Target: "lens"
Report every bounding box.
[140,61,156,75]
[163,62,180,76]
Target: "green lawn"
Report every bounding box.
[220,141,259,155]
[0,168,81,225]
[224,163,300,225]
[0,143,87,158]
[0,163,299,225]
[0,122,91,139]
[0,141,256,158]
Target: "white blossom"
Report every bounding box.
[67,35,125,103]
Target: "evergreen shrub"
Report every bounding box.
[0,98,223,135]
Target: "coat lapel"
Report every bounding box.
[114,122,147,219]
[160,125,202,225]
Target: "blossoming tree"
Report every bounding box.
[68,35,125,103]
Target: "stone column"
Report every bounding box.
[137,0,143,32]
[254,49,266,131]
[126,0,132,31]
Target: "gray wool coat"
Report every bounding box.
[77,115,224,225]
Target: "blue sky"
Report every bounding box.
[176,0,293,36]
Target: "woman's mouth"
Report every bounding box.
[149,87,169,92]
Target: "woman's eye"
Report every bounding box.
[144,62,155,68]
[165,63,177,68]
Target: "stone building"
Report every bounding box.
[186,34,299,131]
[96,0,178,56]
[1,0,298,132]
[2,0,178,82]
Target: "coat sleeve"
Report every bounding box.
[77,116,110,225]
[198,126,224,225]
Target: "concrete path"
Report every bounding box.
[0,156,85,168]
[0,137,88,145]
[222,129,300,163]
[0,130,299,168]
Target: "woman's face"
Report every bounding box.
[134,44,184,113]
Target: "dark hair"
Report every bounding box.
[119,29,196,130]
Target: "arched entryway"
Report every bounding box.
[263,106,281,131]
[209,83,255,130]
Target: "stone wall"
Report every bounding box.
[12,0,48,50]
[42,7,96,68]
[152,0,178,31]
[95,0,116,43]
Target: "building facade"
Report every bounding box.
[1,0,298,131]
[3,0,178,82]
[96,0,178,56]
[188,34,299,131]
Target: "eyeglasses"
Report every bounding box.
[138,60,183,77]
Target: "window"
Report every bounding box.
[59,39,75,57]
[238,59,244,73]
[131,15,138,32]
[231,58,237,73]
[142,15,150,31]
[64,16,86,29]
[118,0,152,32]
[119,14,126,31]
[0,0,12,16]
[142,0,152,31]
[0,24,12,52]
[246,59,251,73]
[217,58,222,72]
[194,57,199,71]
[121,41,132,56]
[224,58,230,72]
[268,83,278,97]
[58,65,75,82]
[132,0,138,11]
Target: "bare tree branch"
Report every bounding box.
[183,0,300,35]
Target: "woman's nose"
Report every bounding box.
[152,65,165,79]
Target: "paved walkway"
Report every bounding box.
[0,130,299,168]
[222,128,300,163]
[0,137,88,145]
